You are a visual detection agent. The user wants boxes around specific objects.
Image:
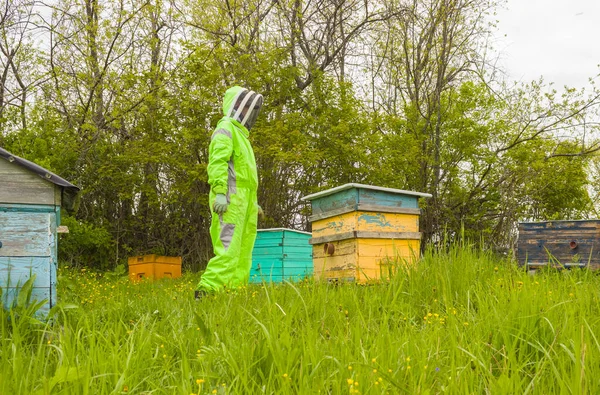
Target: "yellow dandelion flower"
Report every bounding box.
[211,390,217,395]
[388,369,392,373]
[283,373,288,378]
[406,357,410,362]
[375,381,379,385]
[373,369,377,373]
[354,381,359,386]
[196,379,205,384]
[347,378,354,385]
[348,365,353,370]
[371,358,376,363]
[407,365,411,370]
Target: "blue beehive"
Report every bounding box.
[0,148,79,315]
[250,228,313,283]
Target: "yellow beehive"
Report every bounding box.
[127,254,182,281]
[302,184,431,283]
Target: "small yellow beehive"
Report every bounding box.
[128,254,182,281]
[302,184,431,283]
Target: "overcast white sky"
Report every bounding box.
[495,0,600,90]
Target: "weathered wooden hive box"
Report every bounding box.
[518,220,600,270]
[127,254,182,281]
[250,228,313,283]
[0,148,79,315]
[302,184,431,283]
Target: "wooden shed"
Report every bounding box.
[250,228,313,283]
[0,148,79,315]
[518,220,600,270]
[302,184,431,283]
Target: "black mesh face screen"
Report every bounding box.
[229,90,250,116]
[243,94,263,130]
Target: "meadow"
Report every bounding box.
[2,244,600,394]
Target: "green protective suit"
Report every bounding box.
[197,86,263,292]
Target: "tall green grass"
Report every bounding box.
[2,244,600,394]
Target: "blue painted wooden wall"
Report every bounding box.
[0,204,58,316]
[250,229,313,283]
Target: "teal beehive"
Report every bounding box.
[250,228,313,283]
[0,148,79,316]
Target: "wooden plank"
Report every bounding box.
[0,157,56,205]
[357,239,420,261]
[310,231,421,244]
[0,211,53,257]
[308,205,357,222]
[284,267,312,277]
[312,211,419,239]
[313,239,357,258]
[309,188,358,216]
[518,229,600,238]
[356,204,421,215]
[252,245,284,256]
[54,187,62,207]
[317,269,356,282]
[313,254,356,271]
[2,287,51,316]
[0,203,56,213]
[249,274,284,284]
[519,221,600,230]
[358,188,419,209]
[0,257,52,288]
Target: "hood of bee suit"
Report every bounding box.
[222,86,264,131]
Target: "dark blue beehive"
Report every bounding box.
[250,228,312,283]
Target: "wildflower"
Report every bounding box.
[123,385,129,392]
[407,366,411,370]
[196,379,205,385]
[282,373,288,378]
[348,365,353,370]
[373,369,377,373]
[211,390,217,394]
[354,381,359,386]
[375,381,379,385]
[406,357,410,362]
[371,358,376,363]
[347,378,354,385]
[388,369,392,373]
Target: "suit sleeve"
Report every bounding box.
[207,129,233,195]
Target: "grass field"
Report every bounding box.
[2,244,600,394]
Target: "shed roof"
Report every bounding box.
[301,183,432,201]
[0,147,79,191]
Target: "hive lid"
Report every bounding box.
[301,183,432,201]
[257,228,312,236]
